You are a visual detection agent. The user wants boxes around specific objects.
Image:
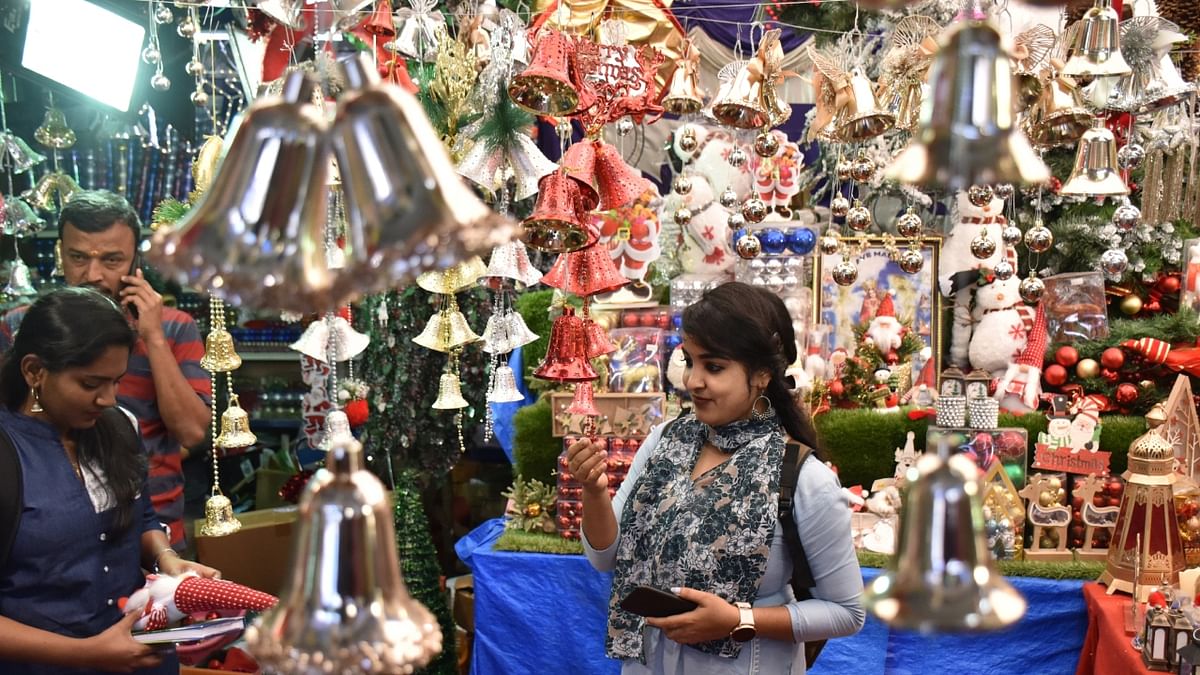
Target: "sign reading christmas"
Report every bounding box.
[1032,394,1111,475]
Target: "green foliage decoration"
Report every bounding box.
[512,396,560,485]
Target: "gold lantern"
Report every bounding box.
[1101,429,1186,600]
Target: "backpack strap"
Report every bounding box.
[779,441,816,599]
[0,425,22,572]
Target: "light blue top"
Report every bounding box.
[584,422,865,675]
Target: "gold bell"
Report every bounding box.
[710,63,769,130]
[834,68,895,141]
[34,108,76,150]
[1062,0,1132,78]
[864,452,1026,632]
[885,19,1049,191]
[1060,119,1129,196]
[661,39,706,116]
[415,256,488,294]
[412,308,482,353]
[191,135,224,197]
[877,78,923,133]
[1026,65,1092,148]
[199,493,243,537]
[52,240,64,277]
[201,328,242,372]
[432,372,469,410]
[215,395,258,450]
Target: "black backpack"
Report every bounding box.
[0,408,138,570]
[779,441,825,668]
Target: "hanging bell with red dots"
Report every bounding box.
[565,381,602,416]
[593,142,651,212]
[541,245,627,297]
[533,307,597,383]
[508,28,583,116]
[582,318,616,359]
[522,172,590,254]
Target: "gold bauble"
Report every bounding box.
[1076,358,1100,379]
[1120,295,1143,316]
[524,503,542,518]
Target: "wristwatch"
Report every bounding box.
[730,602,756,642]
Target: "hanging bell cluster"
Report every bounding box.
[247,435,442,672]
[149,55,516,314]
[710,29,794,131]
[865,452,1026,632]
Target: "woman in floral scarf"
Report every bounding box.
[572,282,863,674]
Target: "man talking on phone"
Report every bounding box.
[0,190,211,552]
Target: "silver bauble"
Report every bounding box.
[190,89,209,107]
[150,73,171,91]
[719,188,739,209]
[735,233,762,259]
[993,260,1015,280]
[616,117,635,136]
[898,248,924,274]
[742,198,768,224]
[968,184,995,207]
[1112,201,1141,231]
[141,46,161,65]
[727,212,746,230]
[1100,248,1128,277]
[971,233,997,259]
[154,4,174,24]
[678,130,698,153]
[674,207,693,227]
[1019,274,1046,304]
[673,175,692,196]
[850,154,876,183]
[177,17,196,38]
[185,59,206,77]
[895,209,923,238]
[818,234,841,256]
[832,260,858,286]
[831,195,851,217]
[1116,143,1145,170]
[836,161,853,182]
[846,202,873,232]
[754,132,779,158]
[728,147,748,168]
[1024,226,1053,253]
[1001,225,1023,246]
[994,183,1014,200]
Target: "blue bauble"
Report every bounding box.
[786,227,816,255]
[664,332,682,350]
[759,228,787,255]
[671,313,683,330]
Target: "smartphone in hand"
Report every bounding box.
[121,253,142,319]
[619,585,698,618]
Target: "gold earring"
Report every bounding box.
[30,387,44,413]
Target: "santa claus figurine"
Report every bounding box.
[120,573,278,632]
[866,293,905,364]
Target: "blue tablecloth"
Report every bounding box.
[458,521,1089,675]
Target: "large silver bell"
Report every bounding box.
[864,452,1026,632]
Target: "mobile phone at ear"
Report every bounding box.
[123,253,142,319]
[619,585,698,618]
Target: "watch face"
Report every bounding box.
[731,626,756,643]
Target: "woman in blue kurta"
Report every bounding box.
[0,288,218,673]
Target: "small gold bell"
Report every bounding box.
[199,493,242,537]
[215,395,258,450]
[201,328,242,372]
[34,108,77,150]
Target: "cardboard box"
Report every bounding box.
[194,506,298,597]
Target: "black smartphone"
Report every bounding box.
[618,585,698,618]
[122,253,142,319]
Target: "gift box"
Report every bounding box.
[1041,271,1109,343]
[926,426,1029,488]
[194,506,298,598]
[548,391,665,437]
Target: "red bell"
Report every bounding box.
[533,307,597,382]
[560,140,600,212]
[565,381,602,416]
[522,172,590,254]
[593,142,651,212]
[541,244,627,297]
[583,318,616,358]
[359,0,394,37]
[508,28,582,117]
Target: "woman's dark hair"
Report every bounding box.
[682,282,819,450]
[0,287,142,531]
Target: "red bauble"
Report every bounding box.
[1055,346,1079,368]
[1101,368,1120,383]
[829,380,845,397]
[1159,276,1181,294]
[620,312,640,327]
[344,399,370,427]
[1115,382,1139,405]
[1100,347,1125,370]
[1044,364,1068,386]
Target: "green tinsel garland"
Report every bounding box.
[150,197,190,229]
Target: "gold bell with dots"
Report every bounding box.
[215,394,257,450]
[200,297,242,373]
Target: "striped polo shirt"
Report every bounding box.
[0,305,211,549]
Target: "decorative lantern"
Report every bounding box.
[1171,608,1193,667]
[965,369,992,400]
[1144,606,1173,670]
[1102,430,1187,600]
[940,366,966,397]
[1177,640,1200,675]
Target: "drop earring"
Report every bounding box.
[30,387,43,413]
[750,393,774,422]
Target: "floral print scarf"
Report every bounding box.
[606,413,785,661]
